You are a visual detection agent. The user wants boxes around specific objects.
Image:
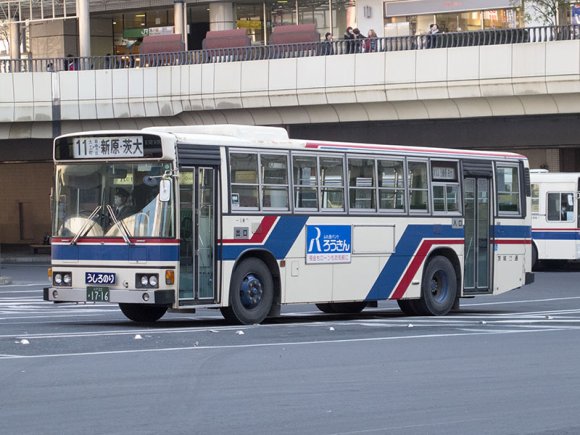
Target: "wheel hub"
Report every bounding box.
[430,272,448,302]
[239,273,263,309]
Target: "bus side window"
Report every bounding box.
[546,192,575,222]
[496,165,521,215]
[320,156,345,211]
[531,184,540,213]
[293,155,318,210]
[408,160,429,212]
[261,153,289,210]
[230,152,259,209]
[378,159,405,212]
[348,158,376,211]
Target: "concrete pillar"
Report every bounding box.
[209,2,235,31]
[174,0,185,41]
[9,21,21,72]
[77,0,91,60]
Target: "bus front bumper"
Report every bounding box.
[43,287,175,305]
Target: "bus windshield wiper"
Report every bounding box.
[106,205,133,245]
[70,206,102,245]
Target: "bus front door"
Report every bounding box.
[179,167,218,304]
[463,177,492,294]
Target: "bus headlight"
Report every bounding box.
[53,272,72,287]
[136,274,159,289]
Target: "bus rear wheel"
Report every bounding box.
[316,302,367,314]
[119,303,168,323]
[415,256,457,316]
[221,258,274,325]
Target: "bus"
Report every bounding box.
[44,125,534,324]
[530,169,580,266]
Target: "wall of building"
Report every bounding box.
[91,18,114,56]
[0,162,52,244]
[30,20,79,58]
[29,18,113,58]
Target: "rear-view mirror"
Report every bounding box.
[159,179,171,202]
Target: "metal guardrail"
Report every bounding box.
[1,25,579,73]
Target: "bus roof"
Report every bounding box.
[530,171,580,183]
[56,125,527,161]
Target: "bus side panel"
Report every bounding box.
[493,219,530,294]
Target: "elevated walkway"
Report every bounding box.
[1,26,580,138]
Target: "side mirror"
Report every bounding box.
[159,179,171,202]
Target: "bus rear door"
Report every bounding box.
[463,161,493,294]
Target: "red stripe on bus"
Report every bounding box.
[305,142,524,159]
[390,239,463,300]
[219,216,278,244]
[492,239,532,244]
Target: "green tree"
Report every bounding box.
[518,0,571,25]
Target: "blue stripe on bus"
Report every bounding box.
[220,215,309,261]
[52,244,179,262]
[365,225,464,301]
[532,231,580,240]
[494,225,532,239]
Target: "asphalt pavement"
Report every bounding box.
[1,262,580,434]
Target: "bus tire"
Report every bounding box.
[119,303,167,323]
[532,243,538,270]
[332,302,367,314]
[397,299,419,316]
[416,256,457,316]
[222,258,274,325]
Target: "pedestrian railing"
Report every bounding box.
[1,25,579,73]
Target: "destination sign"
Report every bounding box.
[73,136,145,159]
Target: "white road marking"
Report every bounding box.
[0,283,49,288]
[0,327,570,360]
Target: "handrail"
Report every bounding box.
[1,25,579,73]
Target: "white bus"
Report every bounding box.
[530,169,580,266]
[44,125,534,324]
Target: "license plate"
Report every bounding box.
[87,286,110,302]
[85,272,116,285]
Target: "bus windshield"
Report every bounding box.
[53,162,174,239]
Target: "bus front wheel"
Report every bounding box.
[416,256,457,316]
[397,299,420,316]
[119,303,168,323]
[221,258,274,325]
